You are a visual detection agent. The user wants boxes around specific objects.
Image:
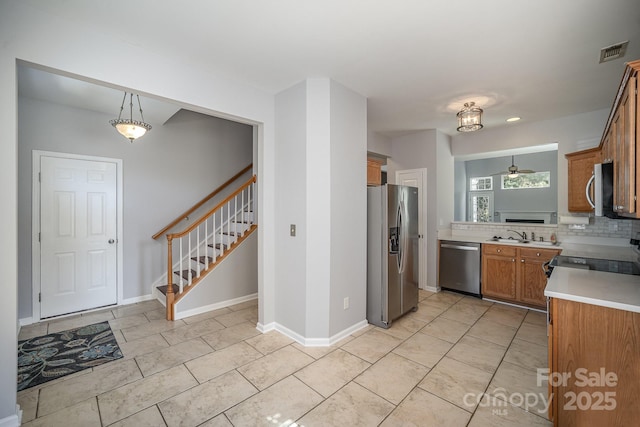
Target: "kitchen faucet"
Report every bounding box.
[507,229,527,240]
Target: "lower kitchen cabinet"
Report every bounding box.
[482,244,560,309]
[548,298,640,426]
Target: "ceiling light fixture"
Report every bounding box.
[506,117,521,122]
[456,102,483,132]
[110,92,152,142]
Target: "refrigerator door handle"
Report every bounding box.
[396,204,403,272]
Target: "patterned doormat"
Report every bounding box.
[18,321,123,391]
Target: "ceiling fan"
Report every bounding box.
[493,155,536,177]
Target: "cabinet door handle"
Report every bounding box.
[497,249,501,253]
[512,259,515,262]
[537,252,541,257]
[521,259,525,262]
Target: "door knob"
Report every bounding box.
[108,239,116,244]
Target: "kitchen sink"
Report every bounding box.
[487,238,558,246]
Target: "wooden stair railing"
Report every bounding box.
[152,163,253,240]
[163,175,257,320]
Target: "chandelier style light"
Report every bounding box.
[110,92,152,142]
[456,101,484,132]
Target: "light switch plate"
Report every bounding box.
[290,224,296,236]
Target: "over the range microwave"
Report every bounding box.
[586,162,619,218]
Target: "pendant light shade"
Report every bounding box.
[456,101,484,132]
[110,92,152,142]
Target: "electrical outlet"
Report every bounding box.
[290,224,296,236]
[343,297,349,310]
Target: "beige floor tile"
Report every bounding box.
[97,365,198,425]
[22,398,101,427]
[420,316,471,343]
[350,323,374,337]
[16,387,38,423]
[420,297,456,312]
[487,361,550,418]
[159,370,257,427]
[467,317,517,347]
[341,329,403,363]
[18,322,49,341]
[135,337,213,377]
[468,394,552,427]
[238,345,314,390]
[379,315,428,340]
[403,306,437,324]
[419,289,435,301]
[381,387,471,427]
[515,322,548,347]
[482,304,528,328]
[294,348,370,397]
[447,335,507,373]
[459,295,494,307]
[228,298,258,311]
[214,307,258,327]
[201,321,261,350]
[18,368,92,395]
[38,359,142,416]
[112,329,126,345]
[225,375,323,426]
[117,334,169,359]
[392,332,452,368]
[143,308,167,321]
[523,310,547,326]
[47,311,115,334]
[120,318,185,341]
[198,415,233,426]
[111,300,164,319]
[419,356,493,411]
[441,301,489,325]
[181,307,233,325]
[428,290,465,304]
[291,334,354,359]
[160,317,225,346]
[355,352,429,404]
[108,405,166,427]
[504,338,547,370]
[298,382,394,426]
[108,313,149,331]
[244,330,294,355]
[185,341,262,383]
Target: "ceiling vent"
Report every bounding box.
[599,41,629,63]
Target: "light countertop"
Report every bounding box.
[544,267,640,313]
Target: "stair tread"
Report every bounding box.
[174,269,197,280]
[208,243,228,250]
[157,284,180,296]
[191,256,215,264]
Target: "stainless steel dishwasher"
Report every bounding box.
[438,240,481,297]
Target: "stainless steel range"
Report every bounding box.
[548,255,640,276]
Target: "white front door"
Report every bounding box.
[39,156,118,318]
[396,169,427,289]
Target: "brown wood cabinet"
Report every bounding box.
[612,75,636,215]
[548,298,640,426]
[482,244,560,309]
[565,148,601,212]
[367,158,382,186]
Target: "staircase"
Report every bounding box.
[153,168,257,320]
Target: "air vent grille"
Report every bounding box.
[599,41,629,63]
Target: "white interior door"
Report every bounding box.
[40,156,118,318]
[396,169,427,289]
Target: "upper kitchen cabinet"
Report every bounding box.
[367,158,383,186]
[565,147,601,212]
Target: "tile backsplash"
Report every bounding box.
[452,215,636,241]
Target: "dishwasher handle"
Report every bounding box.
[440,243,479,251]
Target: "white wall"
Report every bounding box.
[329,80,367,336]
[0,3,276,422]
[367,129,391,157]
[18,98,253,320]
[451,109,609,214]
[274,81,308,336]
[387,130,454,289]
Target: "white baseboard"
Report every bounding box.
[425,285,439,293]
[0,405,21,427]
[257,319,369,347]
[173,293,258,320]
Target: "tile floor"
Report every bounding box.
[18,291,552,426]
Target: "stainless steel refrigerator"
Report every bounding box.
[367,184,419,328]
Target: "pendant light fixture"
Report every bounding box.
[110,92,152,142]
[456,101,484,132]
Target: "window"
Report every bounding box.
[470,176,493,191]
[469,191,493,222]
[501,171,551,189]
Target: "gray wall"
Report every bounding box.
[461,151,558,221]
[18,97,253,319]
